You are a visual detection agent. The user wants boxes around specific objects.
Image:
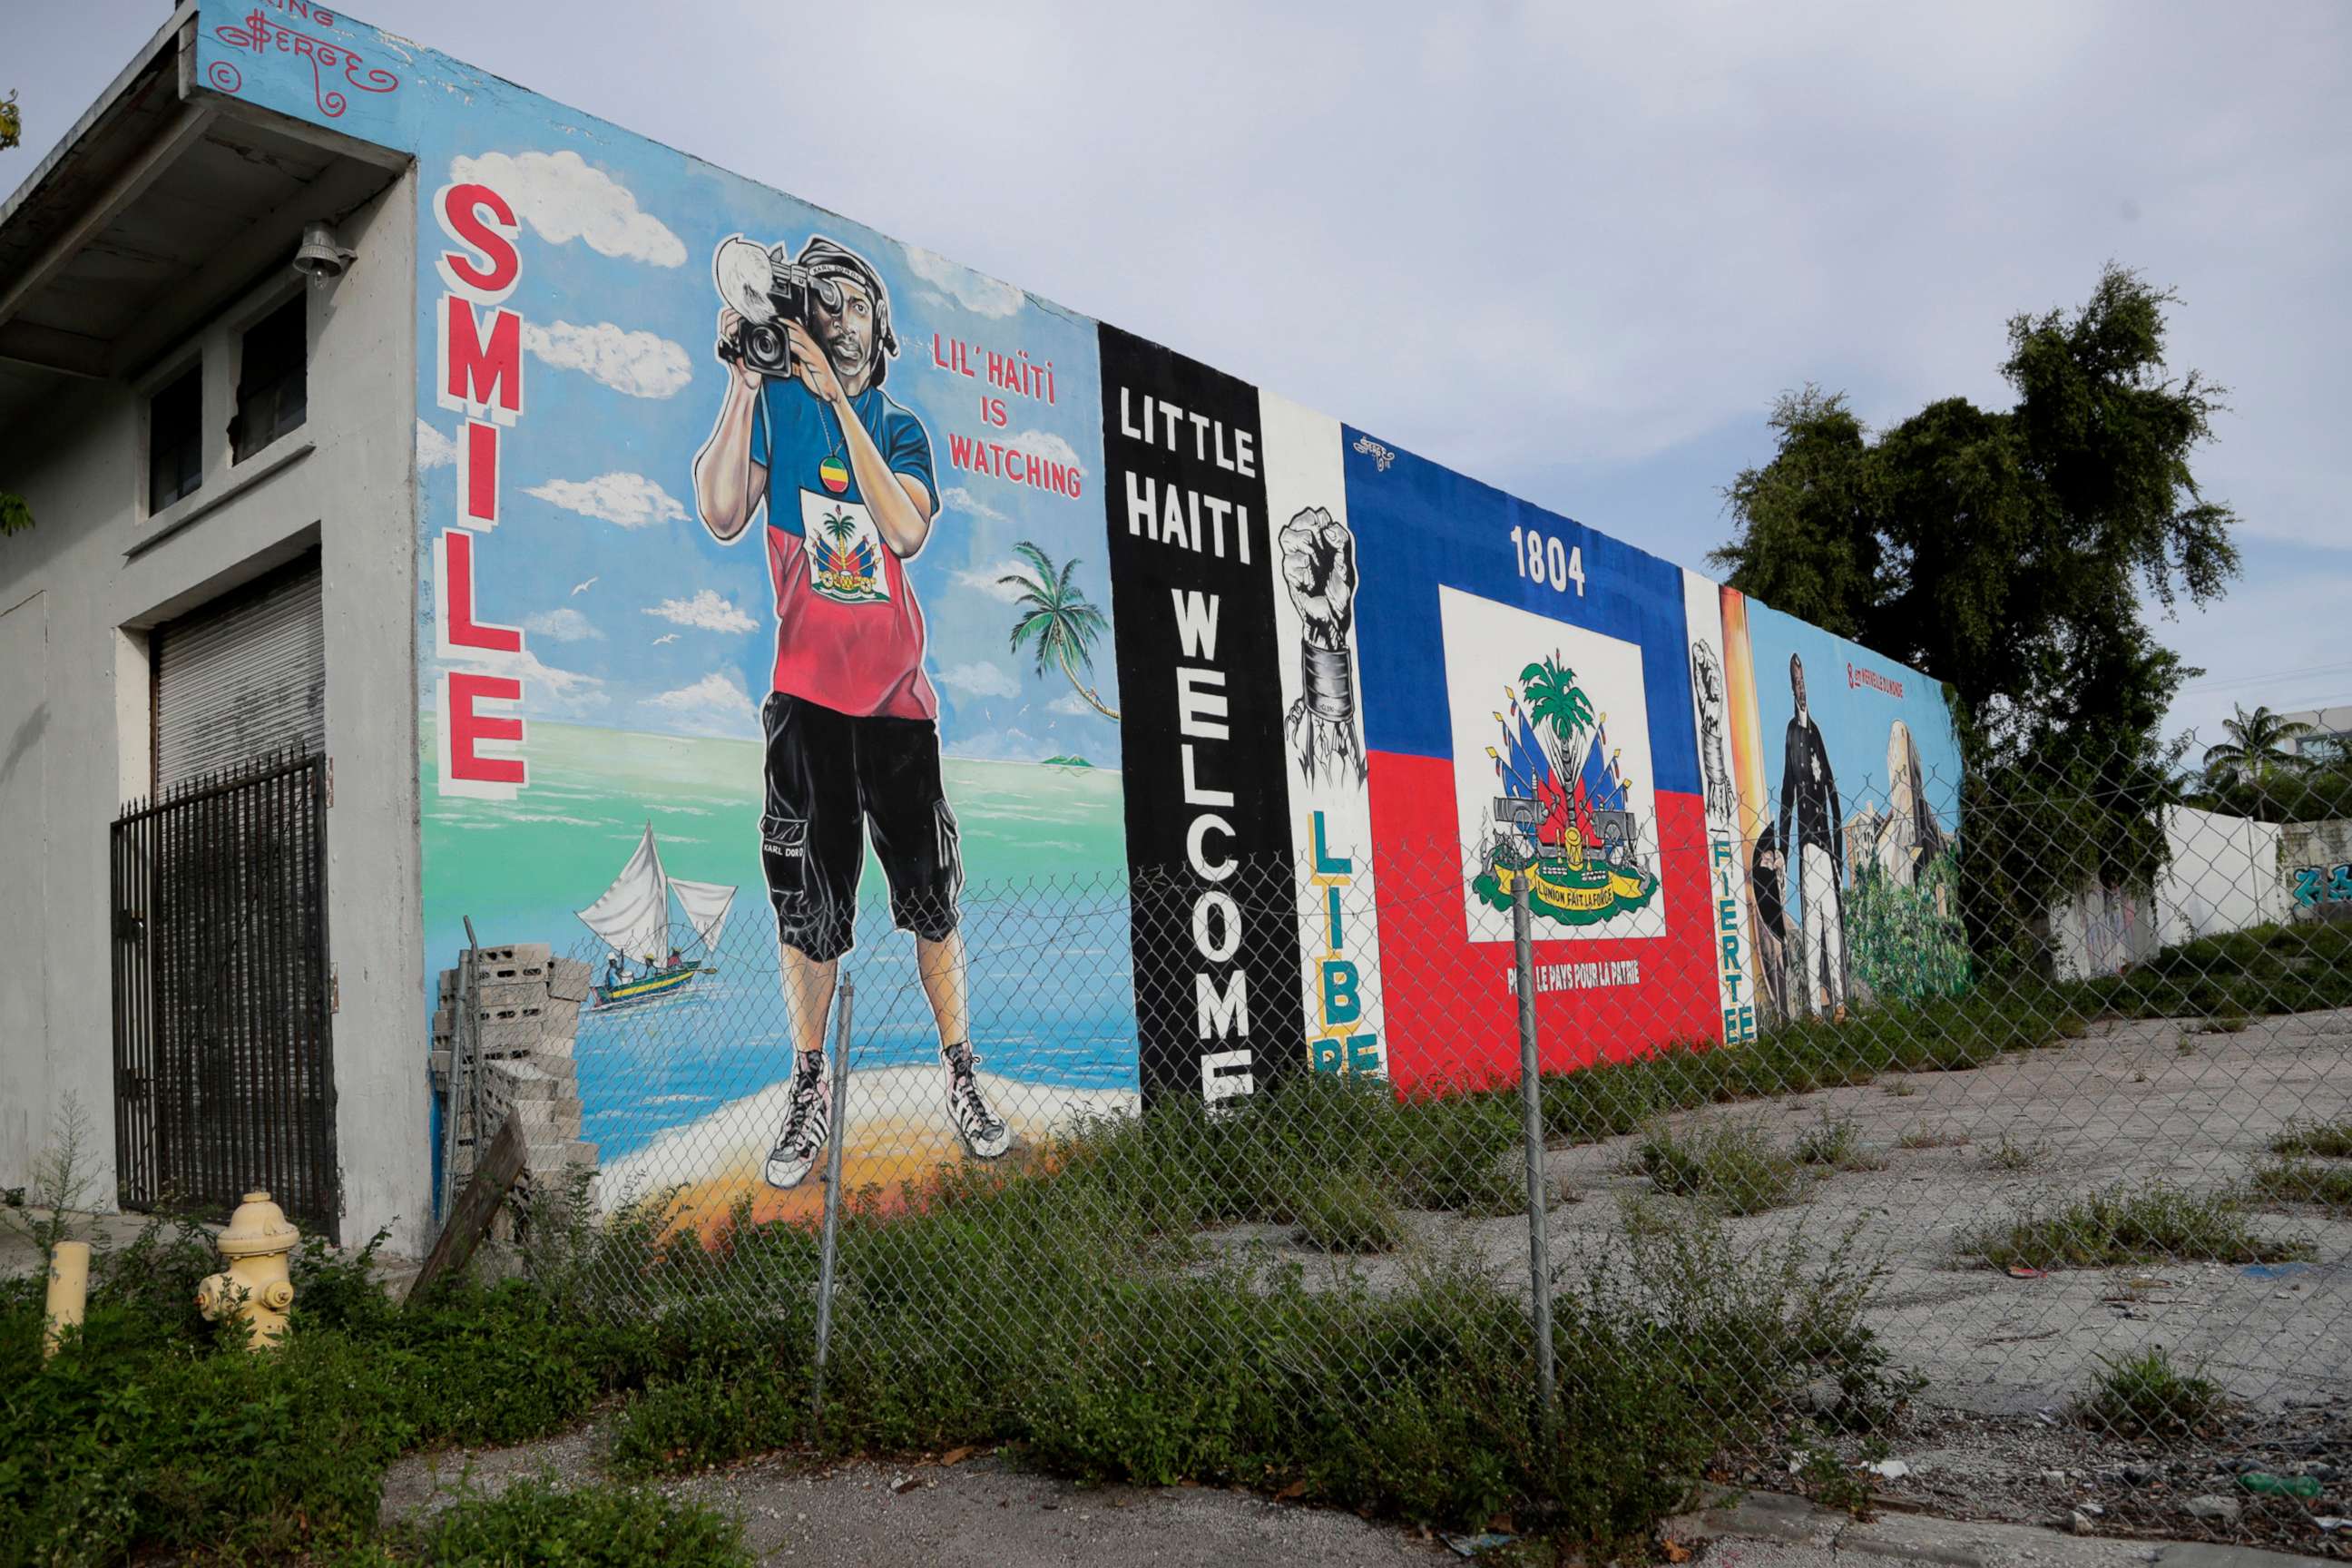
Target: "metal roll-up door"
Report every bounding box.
[152,554,326,791]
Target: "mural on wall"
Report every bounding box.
[1731,598,1970,1012]
[1682,573,1758,1046]
[197,0,1976,1228]
[1342,437,1720,1094]
[1260,394,1387,1084]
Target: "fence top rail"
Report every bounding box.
[114,748,320,825]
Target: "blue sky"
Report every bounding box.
[17,1,2349,754]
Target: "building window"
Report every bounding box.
[147,365,203,512]
[231,295,308,462]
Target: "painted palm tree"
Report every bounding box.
[1518,656,1593,766]
[2202,703,2315,790]
[1002,540,1118,720]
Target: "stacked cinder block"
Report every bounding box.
[431,943,600,1230]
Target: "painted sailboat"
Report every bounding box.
[577,824,738,1011]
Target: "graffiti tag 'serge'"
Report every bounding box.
[212,7,398,119]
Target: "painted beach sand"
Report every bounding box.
[421,719,1142,1201]
[602,1066,1133,1230]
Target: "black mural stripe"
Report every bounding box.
[1096,323,1304,1109]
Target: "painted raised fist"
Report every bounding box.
[1279,506,1357,652]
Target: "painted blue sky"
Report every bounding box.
[22,2,2350,756]
[406,128,1118,763]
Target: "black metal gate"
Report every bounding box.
[111,748,338,1237]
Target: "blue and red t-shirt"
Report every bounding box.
[750,379,939,720]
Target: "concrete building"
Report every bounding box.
[2,12,426,1248]
[2278,704,2352,767]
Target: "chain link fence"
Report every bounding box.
[453,760,2351,1554]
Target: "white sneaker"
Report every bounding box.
[941,1041,1011,1159]
[762,1051,830,1189]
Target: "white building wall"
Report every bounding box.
[2153,805,2292,946]
[0,171,426,1252]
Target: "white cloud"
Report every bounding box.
[416,419,456,470]
[939,485,1007,522]
[443,645,607,716]
[527,472,689,529]
[955,558,1039,603]
[902,243,1027,318]
[1048,691,1096,717]
[645,589,758,633]
[447,150,685,267]
[523,606,602,642]
[1007,428,1085,477]
[643,670,759,735]
[523,320,694,399]
[936,660,1021,700]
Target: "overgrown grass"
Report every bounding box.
[2082,920,2352,1022]
[358,1477,752,1566]
[1,1076,1907,1565]
[2270,1118,2352,1160]
[2247,1160,2352,1213]
[1957,1181,2313,1270]
[1626,1120,1808,1215]
[2071,1348,2223,1439]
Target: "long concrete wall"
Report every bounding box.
[0,172,428,1252]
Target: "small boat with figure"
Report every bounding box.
[577,824,737,1011]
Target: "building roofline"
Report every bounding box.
[0,6,193,237]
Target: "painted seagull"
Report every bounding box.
[652,632,678,645]
[571,576,598,595]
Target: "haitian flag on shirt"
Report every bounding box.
[750,377,940,719]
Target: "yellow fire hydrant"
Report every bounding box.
[196,1191,299,1349]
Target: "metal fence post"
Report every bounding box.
[809,976,856,1426]
[1512,877,1556,1441]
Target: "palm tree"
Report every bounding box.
[1518,657,1592,767]
[2201,704,2315,790]
[1002,541,1117,720]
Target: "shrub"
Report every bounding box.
[1295,1171,1406,1252]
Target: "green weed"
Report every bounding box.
[2072,1348,2222,1438]
[377,1475,751,1566]
[1294,1171,1406,1253]
[1793,1116,1886,1172]
[1981,1133,2048,1172]
[1958,1181,2312,1270]
[2269,1118,2352,1160]
[1628,1120,1808,1215]
[2247,1159,2352,1213]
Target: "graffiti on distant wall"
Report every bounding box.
[197,0,1975,1221]
[2292,864,2352,907]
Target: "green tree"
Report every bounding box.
[1002,540,1117,720]
[2200,703,2314,790]
[1710,265,2240,963]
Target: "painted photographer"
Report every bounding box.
[691,233,1010,1189]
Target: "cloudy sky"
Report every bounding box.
[15,1,2348,749]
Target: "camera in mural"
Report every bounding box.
[712,234,868,378]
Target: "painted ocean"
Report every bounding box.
[421,720,1140,1168]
